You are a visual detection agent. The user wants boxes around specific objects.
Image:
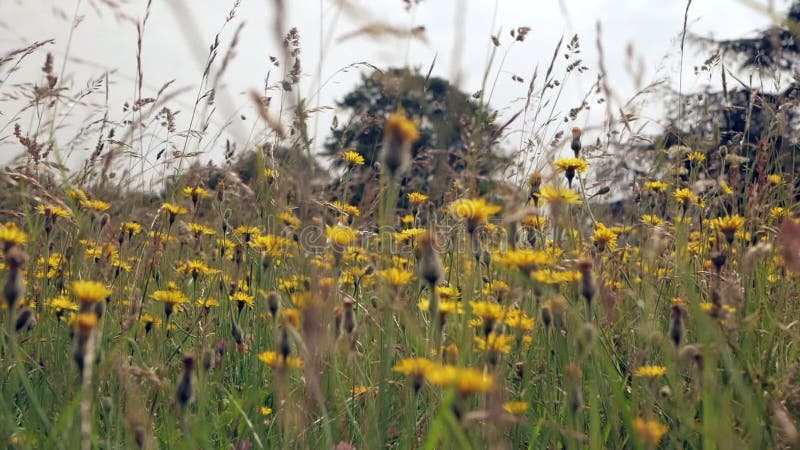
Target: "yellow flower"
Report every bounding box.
[530,269,581,285]
[450,198,502,232]
[767,174,784,185]
[521,214,548,230]
[453,367,493,395]
[326,225,358,247]
[71,280,112,304]
[75,312,99,336]
[494,249,554,272]
[474,333,514,354]
[713,215,745,242]
[0,223,27,248]
[553,157,589,185]
[633,365,667,379]
[673,188,696,206]
[231,291,255,309]
[258,351,303,369]
[80,199,111,212]
[641,214,664,226]
[187,222,216,237]
[196,298,220,308]
[770,207,790,220]
[378,267,414,287]
[342,150,365,166]
[633,417,668,446]
[502,401,530,415]
[278,211,302,228]
[150,289,188,306]
[592,223,618,251]
[177,260,218,278]
[46,295,79,313]
[37,203,71,218]
[162,202,188,217]
[331,201,361,218]
[263,168,278,182]
[687,151,706,163]
[260,406,273,416]
[121,221,143,237]
[539,184,581,205]
[407,192,429,205]
[643,180,669,193]
[470,300,505,322]
[393,357,434,377]
[140,313,162,330]
[182,186,210,201]
[384,110,420,144]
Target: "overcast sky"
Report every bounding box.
[0,0,782,174]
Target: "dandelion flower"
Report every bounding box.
[633,417,668,446]
[71,280,112,304]
[342,150,365,166]
[633,365,667,379]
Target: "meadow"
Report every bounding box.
[2,1,800,449]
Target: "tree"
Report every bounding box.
[324,67,512,212]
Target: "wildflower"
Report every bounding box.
[380,110,419,177]
[75,311,99,336]
[393,357,434,391]
[275,211,300,229]
[504,309,535,331]
[263,168,278,184]
[713,215,745,243]
[161,203,187,224]
[260,406,273,417]
[182,185,209,206]
[553,157,589,187]
[47,295,79,315]
[673,188,696,208]
[633,365,667,379]
[36,203,71,218]
[641,214,664,226]
[140,313,162,333]
[71,280,112,304]
[177,260,218,279]
[80,199,111,212]
[592,223,618,251]
[326,224,358,247]
[231,291,255,310]
[474,332,514,355]
[378,267,414,288]
[687,151,706,163]
[633,417,668,446]
[234,226,260,242]
[530,269,581,285]
[494,249,553,272]
[643,180,669,193]
[342,150,365,167]
[482,279,510,299]
[258,350,304,369]
[121,222,143,240]
[770,207,791,221]
[407,192,429,205]
[187,222,216,238]
[539,184,581,206]
[450,198,502,233]
[427,366,494,396]
[503,401,530,415]
[196,298,220,309]
[470,300,505,335]
[768,174,784,185]
[0,223,28,250]
[151,289,188,318]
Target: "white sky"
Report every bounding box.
[0,0,782,178]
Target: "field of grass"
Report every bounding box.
[3,1,800,449]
